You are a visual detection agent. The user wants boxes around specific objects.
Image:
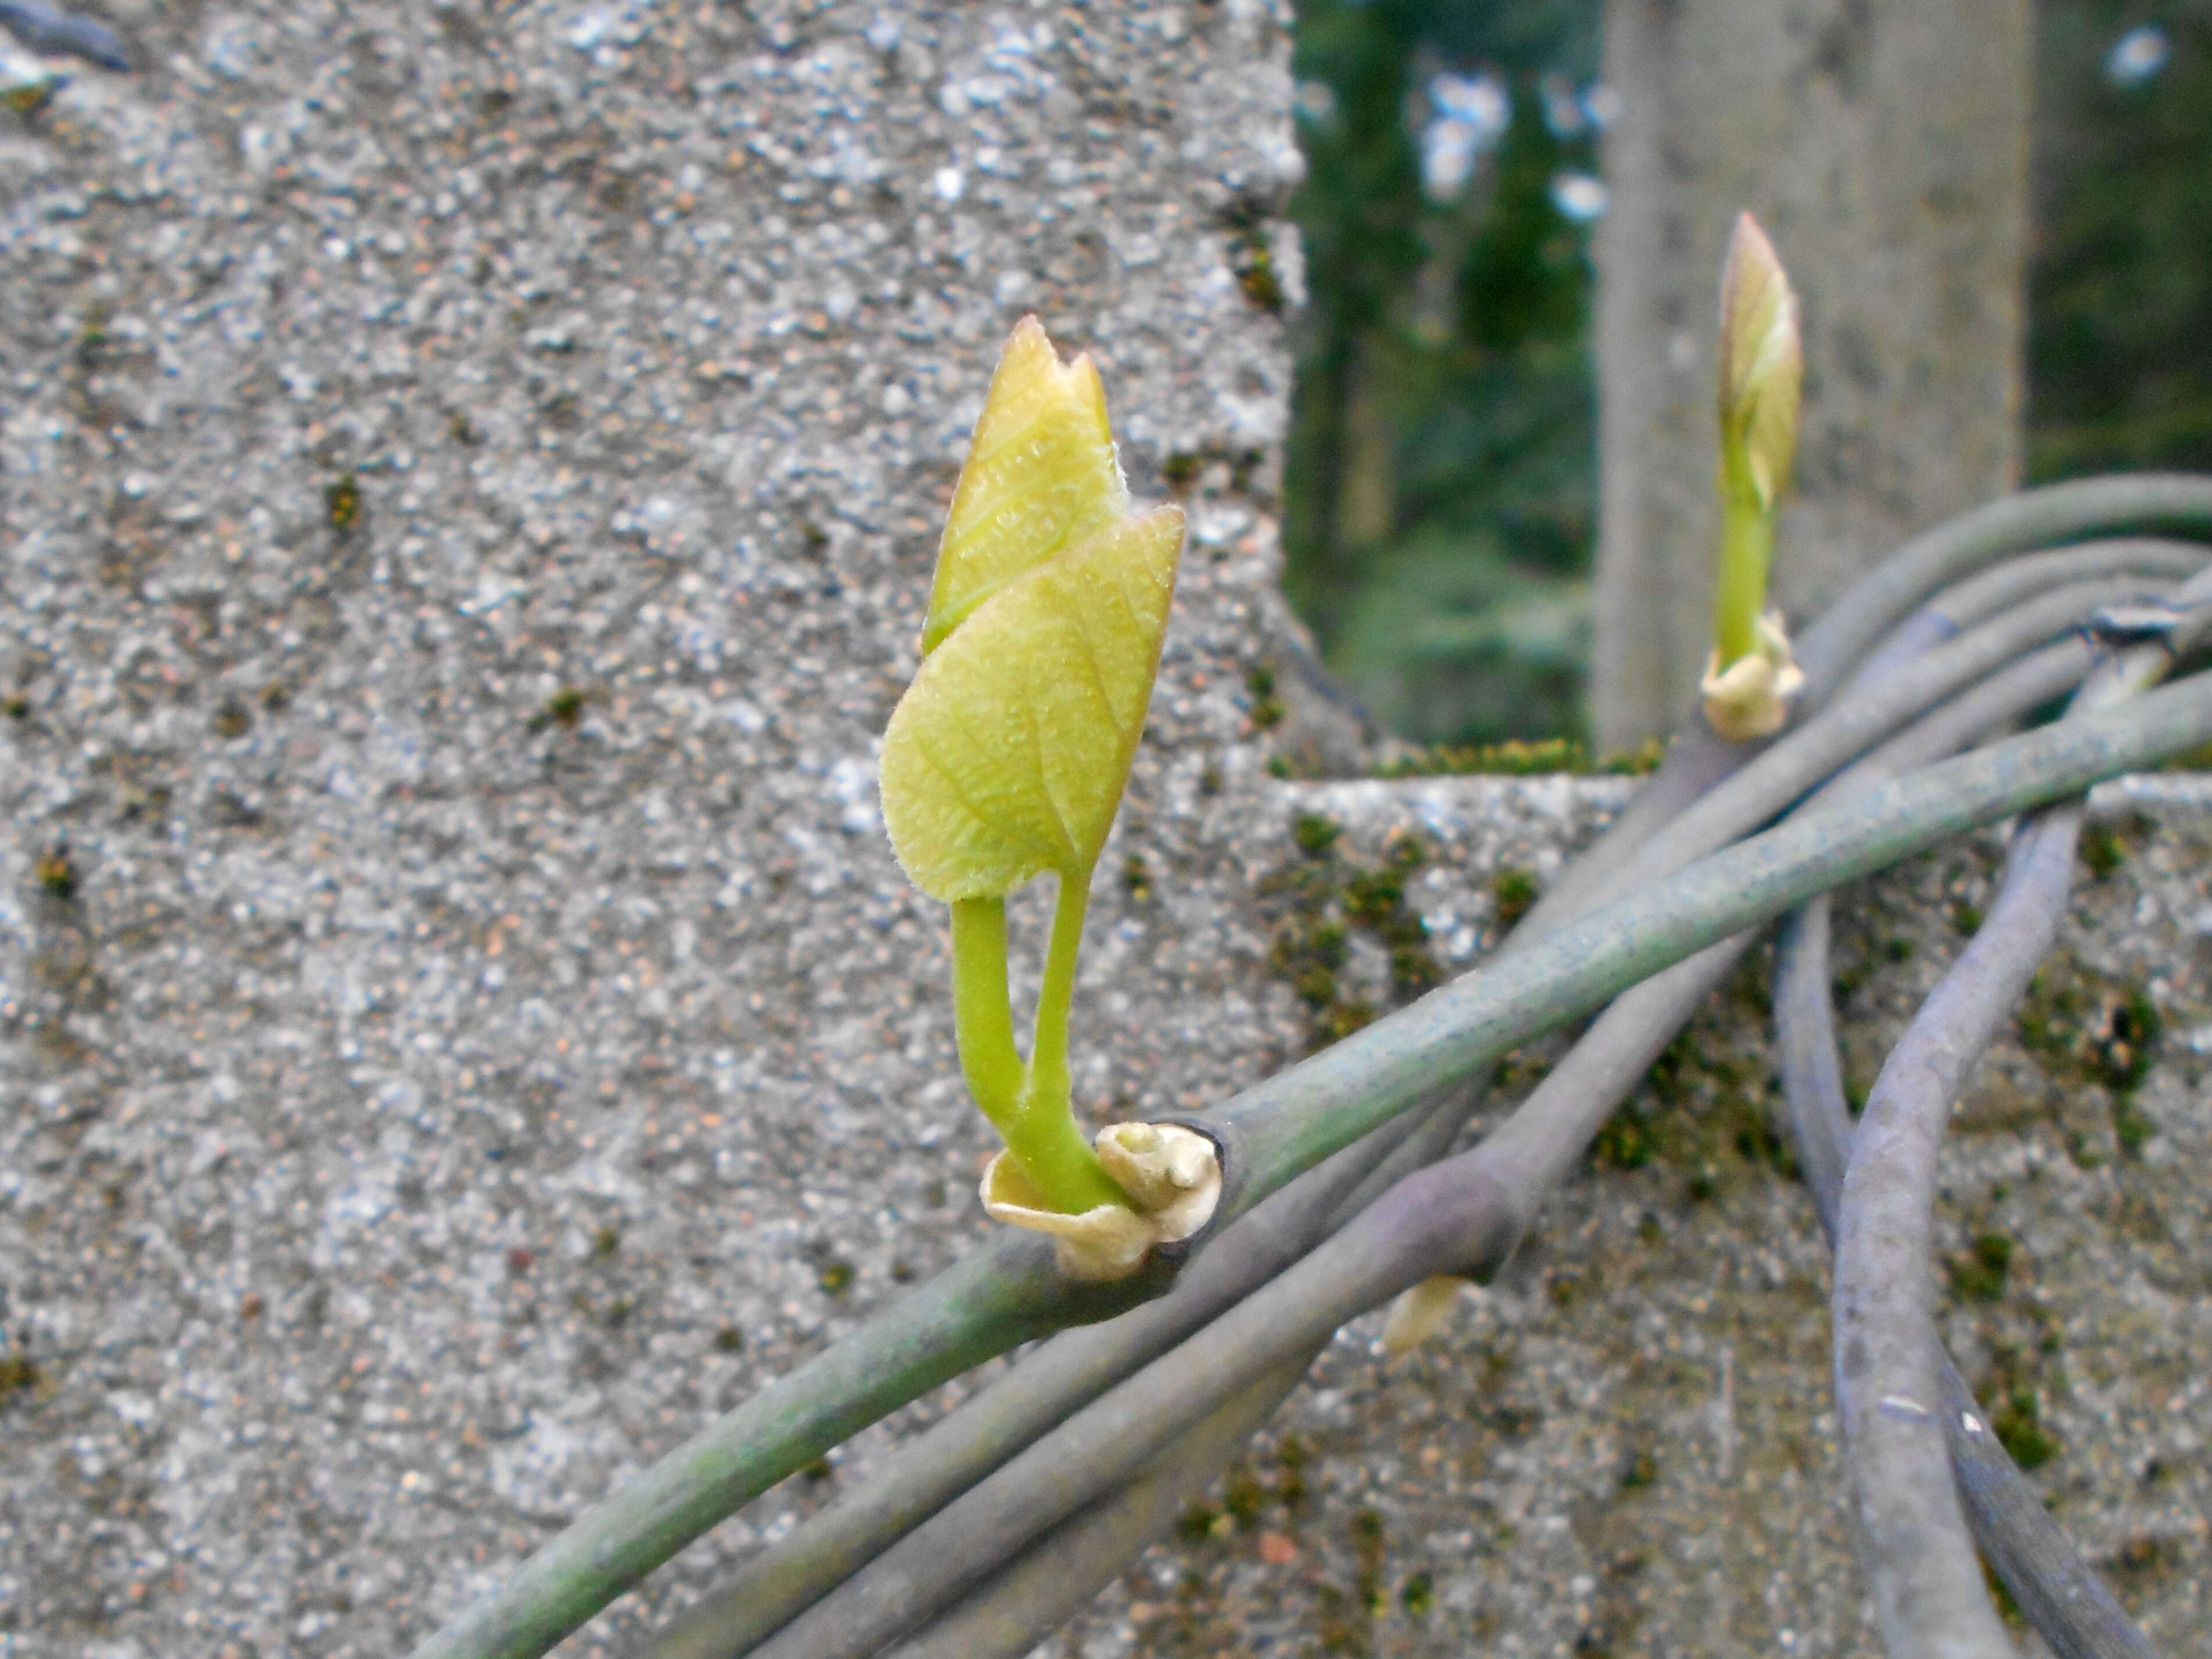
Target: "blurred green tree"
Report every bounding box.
[2030,5,2212,481]
[1283,0,1602,747]
[1282,0,2212,750]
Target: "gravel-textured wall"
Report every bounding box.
[3,3,2209,1657]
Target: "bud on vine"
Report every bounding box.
[1704,213,1805,741]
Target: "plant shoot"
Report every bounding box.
[1703,211,1806,740]
[880,318,1218,1277]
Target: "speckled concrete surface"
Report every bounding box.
[2,3,2207,1656]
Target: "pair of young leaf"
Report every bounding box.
[880,318,1220,1278]
[883,319,1179,906]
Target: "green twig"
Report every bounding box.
[842,621,2124,1659]
[408,670,2212,1659]
[642,1091,1468,1659]
[717,566,2201,1659]
[1560,577,2158,923]
[882,1351,1319,1659]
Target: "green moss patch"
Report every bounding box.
[1264,824,1443,1050]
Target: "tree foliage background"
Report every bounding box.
[1282,0,2212,750]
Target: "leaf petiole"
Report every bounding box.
[1713,484,1772,668]
[950,883,1127,1215]
[950,898,1024,1126]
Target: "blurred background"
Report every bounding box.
[1281,0,2212,751]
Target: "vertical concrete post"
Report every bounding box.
[1592,0,2031,750]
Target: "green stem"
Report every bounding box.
[1026,868,1088,1120]
[951,886,1124,1215]
[1713,487,1772,668]
[950,898,1024,1132]
[1010,869,1125,1214]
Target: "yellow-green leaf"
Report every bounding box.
[882,506,1184,901]
[920,315,1130,656]
[1717,210,1802,511]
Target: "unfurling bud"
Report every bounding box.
[1707,213,1804,739]
[884,316,1194,1251]
[1717,211,1803,514]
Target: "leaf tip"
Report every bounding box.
[1718,211,1803,511]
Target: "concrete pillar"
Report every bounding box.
[1592,0,2031,749]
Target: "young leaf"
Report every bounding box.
[921,316,1131,656]
[1717,211,1803,513]
[882,505,1184,902]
